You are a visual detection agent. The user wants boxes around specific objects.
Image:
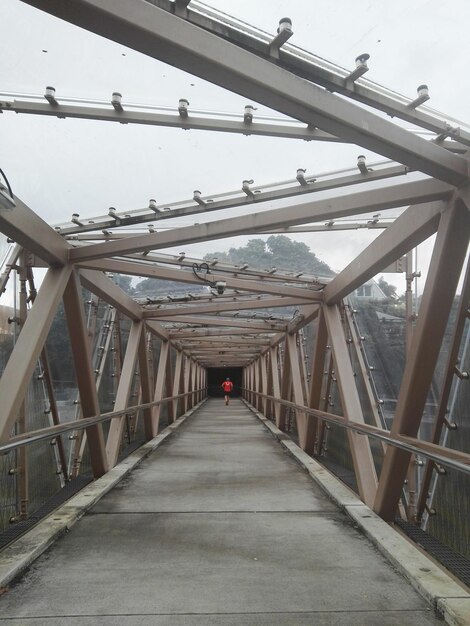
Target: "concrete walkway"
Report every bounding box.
[0,398,440,624]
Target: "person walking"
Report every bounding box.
[221,377,234,405]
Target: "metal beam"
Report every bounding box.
[106,320,143,467]
[324,201,444,304]
[60,164,406,237]
[324,304,378,506]
[374,198,470,520]
[0,195,69,266]
[151,339,171,434]
[79,269,143,321]
[144,297,312,318]
[2,98,343,143]
[161,315,287,331]
[22,0,469,186]
[69,178,452,262]
[76,258,324,300]
[138,0,470,150]
[138,329,154,440]
[0,266,72,441]
[416,255,470,521]
[63,269,108,477]
[169,328,277,338]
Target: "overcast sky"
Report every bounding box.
[1,0,469,294]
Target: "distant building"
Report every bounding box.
[354,279,387,301]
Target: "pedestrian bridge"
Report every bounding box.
[0,398,454,624]
[1,1,470,624]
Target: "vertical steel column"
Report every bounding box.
[375,200,470,520]
[297,332,309,403]
[278,338,291,431]
[183,356,191,412]
[416,255,470,520]
[247,362,253,405]
[190,359,197,408]
[253,358,261,410]
[260,353,268,415]
[106,321,143,467]
[269,346,282,424]
[308,310,328,453]
[317,353,334,454]
[152,339,170,434]
[324,304,378,507]
[0,266,72,442]
[138,327,154,441]
[172,349,184,419]
[63,270,107,478]
[202,366,207,399]
[17,255,28,518]
[405,251,415,353]
[285,333,316,453]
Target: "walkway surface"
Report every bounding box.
[0,398,440,625]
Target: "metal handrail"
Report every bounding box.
[243,389,470,475]
[0,388,207,454]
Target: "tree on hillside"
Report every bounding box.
[205,235,334,276]
[378,277,398,300]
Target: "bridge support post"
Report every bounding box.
[260,354,268,415]
[308,309,328,453]
[63,270,108,478]
[151,340,171,434]
[374,198,470,520]
[138,327,154,441]
[285,333,316,454]
[323,304,378,507]
[172,349,184,420]
[106,320,143,468]
[268,346,281,423]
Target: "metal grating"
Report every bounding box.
[395,518,470,588]
[0,476,93,551]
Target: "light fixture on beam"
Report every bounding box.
[347,53,370,82]
[44,86,58,106]
[193,190,206,206]
[242,179,255,197]
[357,154,369,174]
[108,207,118,219]
[408,84,430,109]
[269,17,293,56]
[148,224,155,233]
[71,212,84,226]
[367,213,381,225]
[434,122,460,143]
[244,104,256,124]
[149,198,161,213]
[111,92,123,111]
[178,98,189,118]
[295,168,315,187]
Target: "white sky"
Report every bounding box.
[1,0,469,295]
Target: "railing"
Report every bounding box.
[0,388,207,455]
[242,389,470,476]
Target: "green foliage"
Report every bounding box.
[205,235,334,276]
[112,274,134,295]
[378,277,398,300]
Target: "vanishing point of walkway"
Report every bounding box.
[0,398,440,624]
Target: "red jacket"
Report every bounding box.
[222,381,233,392]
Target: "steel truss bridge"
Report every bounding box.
[0,1,470,622]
